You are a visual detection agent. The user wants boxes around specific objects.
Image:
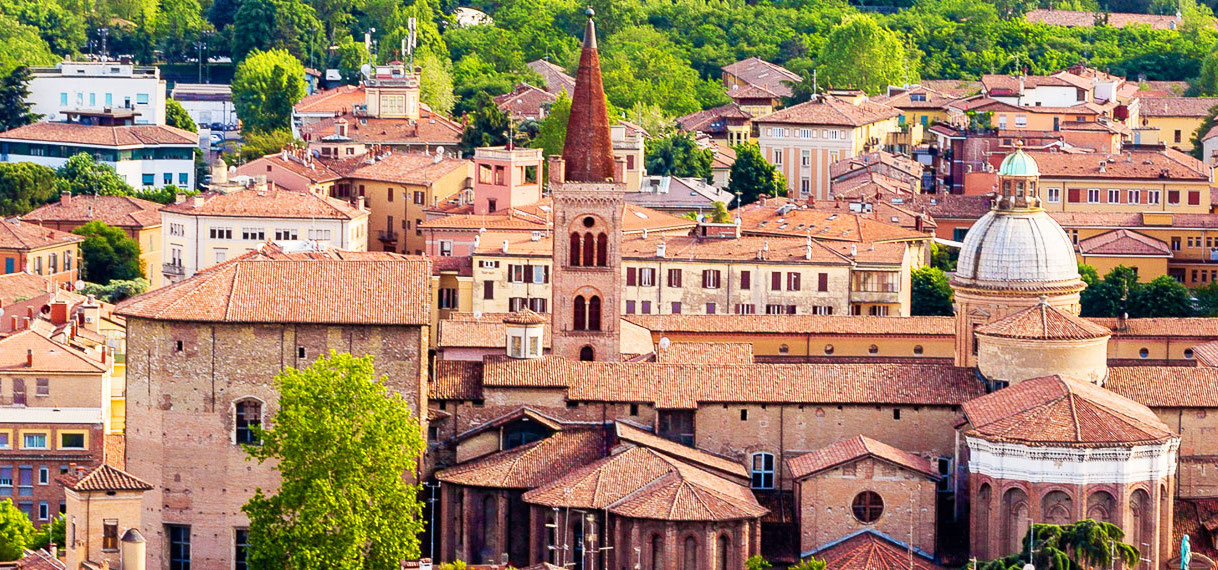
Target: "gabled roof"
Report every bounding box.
[676,103,753,134]
[721,57,801,98]
[438,312,552,350]
[159,188,366,220]
[1025,8,1191,30]
[16,549,66,570]
[0,123,197,147]
[961,375,1175,447]
[344,152,470,186]
[1078,228,1172,257]
[115,254,431,325]
[299,108,463,146]
[974,300,1111,341]
[527,59,576,95]
[0,219,83,251]
[1190,340,1218,368]
[756,95,900,127]
[787,435,937,480]
[1140,97,1218,118]
[727,83,779,100]
[523,446,767,521]
[431,359,483,400]
[0,272,54,305]
[874,85,960,110]
[0,330,106,373]
[614,422,748,480]
[436,429,606,489]
[25,195,163,229]
[57,463,152,492]
[293,85,364,114]
[812,531,943,570]
[493,83,557,120]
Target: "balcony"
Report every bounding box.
[850,290,902,304]
[378,230,399,243]
[162,262,184,276]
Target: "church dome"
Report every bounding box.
[953,209,1082,292]
[998,147,1039,177]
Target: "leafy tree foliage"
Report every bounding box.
[242,352,427,570]
[156,0,206,61]
[1190,102,1218,158]
[977,520,1138,570]
[459,92,511,154]
[231,0,323,64]
[73,220,145,284]
[531,90,571,162]
[0,14,58,75]
[0,163,59,216]
[789,557,828,570]
[0,499,33,561]
[710,201,731,223]
[745,555,773,570]
[418,51,456,115]
[79,277,151,303]
[599,25,727,117]
[911,266,955,316]
[818,15,916,95]
[1080,264,1195,317]
[0,67,40,133]
[645,132,713,181]
[56,154,134,197]
[166,99,198,132]
[232,49,306,134]
[1,0,86,56]
[236,129,301,163]
[30,515,66,551]
[728,143,787,205]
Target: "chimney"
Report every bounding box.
[613,157,626,183]
[60,191,71,205]
[656,242,666,258]
[26,348,32,367]
[192,194,205,207]
[22,317,30,330]
[805,236,813,260]
[356,196,366,211]
[174,191,186,204]
[502,239,510,253]
[49,299,69,325]
[547,155,566,184]
[1098,161,1106,173]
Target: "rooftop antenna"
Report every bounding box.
[405,17,418,69]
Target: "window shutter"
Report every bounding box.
[702,270,709,288]
[543,265,550,283]
[1190,191,1201,206]
[790,273,801,291]
[1067,188,1080,203]
[771,272,781,291]
[818,273,828,292]
[741,271,751,289]
[483,280,494,300]
[627,267,637,286]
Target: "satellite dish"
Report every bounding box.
[74,280,85,290]
[658,337,671,349]
[435,145,445,157]
[473,311,483,319]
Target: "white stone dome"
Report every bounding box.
[954,209,1082,291]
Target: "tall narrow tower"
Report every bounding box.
[550,8,624,362]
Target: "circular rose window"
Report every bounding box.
[852,491,883,523]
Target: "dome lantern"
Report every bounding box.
[995,141,1042,210]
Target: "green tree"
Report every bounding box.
[56,154,134,197]
[1190,103,1218,159]
[645,132,713,181]
[166,99,198,133]
[79,277,151,303]
[0,14,58,75]
[231,0,322,64]
[0,498,34,561]
[236,129,301,163]
[1196,280,1218,316]
[911,266,955,316]
[1197,45,1218,96]
[242,352,427,570]
[978,520,1138,570]
[1,0,87,56]
[1128,274,1194,317]
[789,557,827,570]
[745,555,773,570]
[0,67,41,132]
[599,25,727,116]
[0,162,58,216]
[710,201,731,223]
[232,49,307,134]
[818,15,916,95]
[418,51,455,116]
[155,0,206,62]
[30,515,65,551]
[72,220,145,284]
[530,90,571,159]
[459,92,510,154]
[728,142,787,205]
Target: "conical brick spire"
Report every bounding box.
[561,8,616,183]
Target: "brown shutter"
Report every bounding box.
[741,271,751,289]
[818,273,828,292]
[627,267,637,286]
[1067,188,1080,203]
[1190,191,1201,206]
[771,272,781,291]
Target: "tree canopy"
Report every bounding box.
[644,131,713,181]
[73,220,145,284]
[0,162,59,216]
[166,98,198,133]
[232,49,307,134]
[0,499,33,561]
[818,15,917,94]
[56,154,134,197]
[1080,264,1196,318]
[911,266,955,316]
[0,67,41,132]
[243,352,427,570]
[977,520,1138,570]
[728,142,787,205]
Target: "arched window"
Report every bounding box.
[580,346,595,361]
[868,344,879,354]
[235,399,262,445]
[596,232,608,266]
[588,296,602,331]
[1042,490,1073,526]
[852,491,883,523]
[716,534,730,570]
[683,536,698,570]
[583,232,595,267]
[570,233,582,266]
[573,296,587,331]
[750,452,775,489]
[650,534,664,570]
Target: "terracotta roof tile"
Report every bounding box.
[1077,229,1172,256]
[436,429,606,488]
[16,549,65,570]
[294,85,366,114]
[299,109,463,146]
[436,313,552,350]
[494,83,557,120]
[345,152,470,186]
[621,234,852,264]
[0,272,54,305]
[1106,366,1218,407]
[431,360,484,400]
[814,531,944,570]
[0,123,197,147]
[961,375,1175,447]
[0,330,106,373]
[116,255,431,325]
[523,446,767,521]
[25,195,162,229]
[920,194,994,219]
[975,301,1111,340]
[735,198,929,244]
[721,57,801,98]
[424,199,694,235]
[159,188,366,219]
[676,103,753,135]
[1191,340,1218,367]
[757,95,900,127]
[1024,149,1208,180]
[624,314,954,336]
[873,85,960,110]
[1140,97,1218,118]
[654,342,753,364]
[788,435,938,480]
[727,83,779,100]
[527,60,576,95]
[57,463,152,492]
[1089,317,1218,337]
[614,422,748,480]
[0,219,83,250]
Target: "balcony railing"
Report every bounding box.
[378,230,399,242]
[162,262,184,276]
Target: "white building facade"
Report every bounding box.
[0,123,197,189]
[28,62,167,125]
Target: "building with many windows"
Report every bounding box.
[0,219,83,287]
[0,122,198,190]
[27,62,167,125]
[24,193,165,288]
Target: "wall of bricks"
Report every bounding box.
[0,422,102,525]
[125,317,427,570]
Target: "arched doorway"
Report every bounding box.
[579,346,594,361]
[1002,487,1030,556]
[975,483,992,559]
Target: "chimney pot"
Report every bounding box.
[26,348,32,367]
[60,191,71,205]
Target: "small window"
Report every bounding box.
[893,409,901,420]
[583,216,596,228]
[235,400,262,445]
[778,344,789,355]
[740,409,748,421]
[23,433,47,449]
[1185,348,1195,359]
[38,466,49,484]
[297,346,306,359]
[60,433,85,449]
[103,519,119,550]
[824,344,834,355]
[175,340,184,352]
[1139,347,1150,359]
[629,403,639,416]
[913,345,924,355]
[852,491,884,523]
[750,453,775,489]
[868,344,879,354]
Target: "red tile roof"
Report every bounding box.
[1025,8,1190,29]
[1077,229,1172,257]
[0,272,54,305]
[527,59,576,95]
[494,83,557,120]
[1024,149,1208,180]
[0,123,197,147]
[874,85,960,110]
[0,219,83,251]
[57,463,152,492]
[115,254,431,325]
[814,531,944,570]
[160,188,365,219]
[523,446,767,521]
[727,83,779,100]
[961,375,1175,447]
[757,95,900,127]
[25,195,162,229]
[975,301,1111,340]
[0,330,106,373]
[293,85,365,114]
[722,57,801,99]
[734,198,929,243]
[787,435,937,480]
[1106,366,1218,407]
[300,109,463,147]
[431,359,484,400]
[620,234,853,265]
[676,103,753,135]
[1140,97,1218,118]
[654,342,754,365]
[436,429,606,488]
[1191,340,1218,367]
[614,422,748,480]
[623,314,954,336]
[436,313,552,350]
[345,152,470,186]
[16,549,65,570]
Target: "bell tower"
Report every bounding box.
[550,8,624,362]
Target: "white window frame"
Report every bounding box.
[1108,189,1121,203]
[750,452,775,489]
[1128,189,1141,204]
[1046,187,1060,203]
[639,267,655,287]
[1087,189,1100,203]
[23,433,48,450]
[1148,190,1161,204]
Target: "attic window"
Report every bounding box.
[297,346,306,359]
[174,340,183,352]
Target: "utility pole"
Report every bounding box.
[98,28,110,61]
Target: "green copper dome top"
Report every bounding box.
[999,147,1040,178]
